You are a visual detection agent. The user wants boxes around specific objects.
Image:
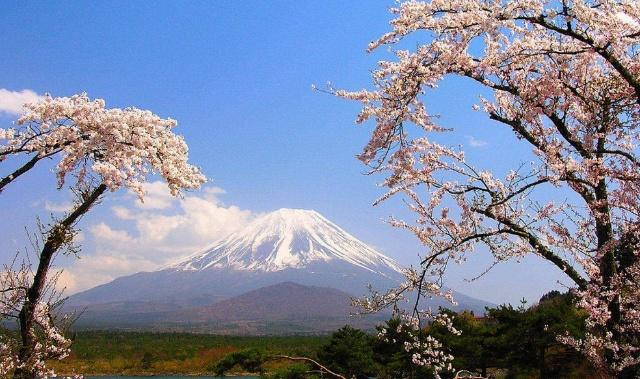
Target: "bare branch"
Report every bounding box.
[271,355,347,379]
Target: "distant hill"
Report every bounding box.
[67,208,492,333]
[71,282,389,334]
[166,282,389,334]
[177,282,357,321]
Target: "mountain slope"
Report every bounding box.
[171,208,403,277]
[167,282,388,334]
[72,282,390,334]
[182,281,357,321]
[69,209,405,306]
[67,208,492,332]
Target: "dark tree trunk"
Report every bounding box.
[12,184,106,379]
[539,346,546,379]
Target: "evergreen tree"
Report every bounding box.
[317,326,376,379]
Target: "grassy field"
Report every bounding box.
[49,331,328,376]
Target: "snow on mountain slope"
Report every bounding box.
[170,208,403,277]
[68,208,405,307]
[66,208,494,331]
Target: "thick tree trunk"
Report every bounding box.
[593,126,621,371]
[539,346,546,378]
[12,184,106,379]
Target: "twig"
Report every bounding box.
[454,370,487,379]
[271,355,347,379]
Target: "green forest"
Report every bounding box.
[47,291,597,379]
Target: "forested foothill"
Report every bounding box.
[31,291,593,378]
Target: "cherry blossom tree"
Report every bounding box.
[336,0,640,377]
[0,93,205,378]
[1,255,74,379]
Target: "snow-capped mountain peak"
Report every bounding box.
[67,208,492,328]
[170,208,403,275]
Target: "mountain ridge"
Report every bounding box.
[67,208,492,333]
[169,208,403,277]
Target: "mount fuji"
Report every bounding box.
[172,208,403,276]
[67,209,491,333]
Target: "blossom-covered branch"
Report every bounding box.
[338,0,640,376]
[0,93,206,379]
[0,93,205,196]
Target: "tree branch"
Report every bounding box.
[16,183,107,378]
[521,15,640,103]
[0,155,42,193]
[271,355,347,379]
[473,207,588,289]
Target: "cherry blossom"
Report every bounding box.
[338,0,640,375]
[1,93,205,197]
[0,93,206,379]
[377,313,458,378]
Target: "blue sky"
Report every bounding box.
[0,1,570,305]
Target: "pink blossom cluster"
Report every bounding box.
[355,267,460,376]
[338,0,640,374]
[561,234,640,370]
[353,267,457,314]
[378,313,458,378]
[0,266,74,378]
[0,93,206,377]
[1,93,206,198]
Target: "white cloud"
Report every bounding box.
[62,182,253,294]
[89,223,134,245]
[44,200,73,213]
[466,135,488,148]
[59,255,157,294]
[111,206,135,220]
[56,269,78,293]
[133,181,175,210]
[0,89,43,115]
